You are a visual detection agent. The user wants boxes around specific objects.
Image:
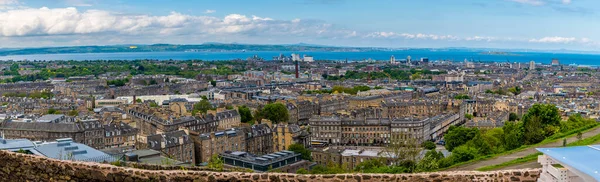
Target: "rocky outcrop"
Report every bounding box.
[0,150,540,182]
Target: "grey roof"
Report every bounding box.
[0,138,36,151]
[34,138,116,163]
[36,114,65,123]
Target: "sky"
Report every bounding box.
[0,0,599,51]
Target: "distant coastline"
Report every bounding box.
[479,51,521,56]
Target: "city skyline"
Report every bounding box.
[0,0,599,51]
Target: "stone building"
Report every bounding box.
[127,105,219,140]
[341,118,391,146]
[382,101,454,118]
[103,122,138,149]
[309,116,342,144]
[243,124,273,156]
[206,109,241,130]
[0,120,105,149]
[146,130,195,164]
[193,128,246,164]
[310,115,434,145]
[272,124,310,151]
[296,101,316,124]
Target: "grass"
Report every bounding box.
[477,126,600,171]
[441,123,600,171]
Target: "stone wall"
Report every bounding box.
[0,150,540,182]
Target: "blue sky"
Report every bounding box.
[0,0,599,51]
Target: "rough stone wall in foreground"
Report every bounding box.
[0,150,540,182]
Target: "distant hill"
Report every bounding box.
[0,43,383,56]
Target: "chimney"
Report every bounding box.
[295,61,299,79]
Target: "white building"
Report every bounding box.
[291,54,301,62]
[303,55,314,62]
[530,60,536,70]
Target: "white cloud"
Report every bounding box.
[0,0,18,5]
[204,9,216,14]
[0,0,18,9]
[562,0,572,4]
[529,36,577,43]
[0,7,351,40]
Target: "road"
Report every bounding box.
[448,126,600,171]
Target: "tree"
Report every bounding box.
[386,132,420,170]
[523,116,545,144]
[296,168,309,174]
[422,141,436,150]
[354,158,387,173]
[207,154,224,171]
[509,113,520,121]
[67,110,79,116]
[503,121,524,150]
[261,103,289,124]
[238,105,254,123]
[450,145,478,163]
[468,132,493,155]
[482,128,505,153]
[47,108,60,114]
[193,99,213,115]
[415,150,444,172]
[444,126,478,151]
[464,114,474,120]
[520,104,561,144]
[288,143,311,161]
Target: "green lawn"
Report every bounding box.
[478,126,600,171]
[442,123,600,171]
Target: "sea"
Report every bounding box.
[1,50,600,66]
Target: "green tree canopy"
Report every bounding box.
[288,143,311,161]
[444,126,479,151]
[193,99,213,115]
[261,103,289,123]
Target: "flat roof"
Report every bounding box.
[537,145,600,181]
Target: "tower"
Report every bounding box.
[390,55,396,64]
[407,55,412,66]
[295,60,299,79]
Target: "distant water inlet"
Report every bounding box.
[1,50,600,66]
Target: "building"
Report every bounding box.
[243,124,273,156]
[310,115,434,145]
[146,130,195,164]
[206,109,241,130]
[312,147,394,171]
[88,99,128,109]
[303,55,314,62]
[103,122,138,149]
[537,145,600,181]
[529,60,536,70]
[34,138,117,163]
[272,124,310,151]
[0,120,105,149]
[128,105,219,139]
[194,128,246,164]
[551,59,560,66]
[220,150,312,173]
[36,114,67,123]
